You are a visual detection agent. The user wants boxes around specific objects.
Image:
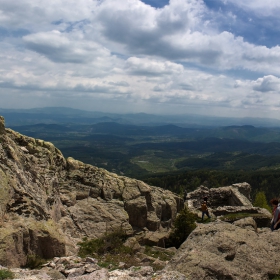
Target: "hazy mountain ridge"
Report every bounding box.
[2,107,280,127]
[8,121,280,177]
[10,121,280,142]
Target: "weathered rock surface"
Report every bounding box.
[187,183,252,209]
[0,117,183,267]
[165,220,280,280]
[187,184,272,227]
[3,255,186,280]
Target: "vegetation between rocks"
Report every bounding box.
[78,228,138,270]
[220,212,265,222]
[77,227,177,271]
[78,228,130,257]
[144,246,175,262]
[24,254,47,269]
[166,207,197,248]
[0,269,14,280]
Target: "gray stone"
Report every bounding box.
[233,217,257,231]
[46,269,66,279]
[69,269,109,280]
[65,267,85,277]
[165,221,280,280]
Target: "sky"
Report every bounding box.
[1,0,280,119]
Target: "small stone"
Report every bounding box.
[55,264,65,273]
[49,262,56,268]
[85,257,98,264]
[118,262,126,269]
[65,267,85,278]
[84,264,100,273]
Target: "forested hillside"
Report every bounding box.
[5,117,280,201]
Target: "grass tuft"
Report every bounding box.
[0,269,14,280]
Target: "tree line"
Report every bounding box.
[141,169,280,201]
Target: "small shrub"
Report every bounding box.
[0,269,14,280]
[77,228,142,270]
[144,246,175,262]
[78,227,130,257]
[166,207,197,249]
[24,254,46,269]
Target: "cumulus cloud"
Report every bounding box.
[252,75,280,92]
[23,30,111,64]
[125,57,183,76]
[0,0,280,117]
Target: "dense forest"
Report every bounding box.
[140,169,280,200]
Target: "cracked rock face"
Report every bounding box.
[0,117,184,267]
[165,221,280,280]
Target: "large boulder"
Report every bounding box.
[165,221,280,280]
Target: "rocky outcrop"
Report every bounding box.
[0,117,183,267]
[165,220,280,280]
[187,184,272,227]
[186,183,252,209]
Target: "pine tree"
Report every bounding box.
[253,191,271,212]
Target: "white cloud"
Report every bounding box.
[125,57,183,76]
[0,0,97,30]
[252,75,280,92]
[225,0,280,17]
[23,30,111,64]
[0,0,280,118]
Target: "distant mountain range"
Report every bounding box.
[1,107,280,127]
[9,121,280,142]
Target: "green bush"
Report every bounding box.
[166,207,197,248]
[78,228,130,257]
[0,269,14,280]
[253,191,271,212]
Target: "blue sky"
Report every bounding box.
[0,0,280,119]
